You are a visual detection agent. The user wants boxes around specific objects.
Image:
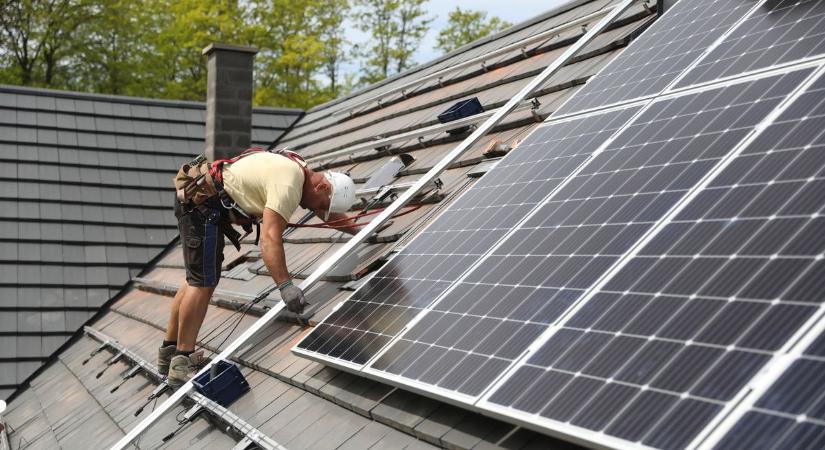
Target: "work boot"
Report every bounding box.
[167,351,204,388]
[157,345,176,376]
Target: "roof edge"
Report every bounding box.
[0,84,304,115]
[304,0,591,114]
[4,236,182,405]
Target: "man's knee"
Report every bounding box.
[185,285,215,303]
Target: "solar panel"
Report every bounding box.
[555,0,757,116]
[481,66,819,449]
[715,334,825,449]
[683,69,825,450]
[676,0,825,88]
[295,105,642,367]
[366,71,804,400]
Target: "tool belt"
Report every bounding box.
[174,154,257,251]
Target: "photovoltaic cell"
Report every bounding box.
[702,72,825,450]
[555,0,756,116]
[485,68,812,450]
[677,0,825,88]
[295,106,640,365]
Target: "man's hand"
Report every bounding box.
[279,280,306,314]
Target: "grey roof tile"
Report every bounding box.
[371,389,441,435]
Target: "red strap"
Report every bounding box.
[208,147,305,185]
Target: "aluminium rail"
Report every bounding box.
[111,1,638,447]
[306,99,537,165]
[331,5,621,117]
[82,327,286,450]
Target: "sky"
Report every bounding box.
[342,0,570,76]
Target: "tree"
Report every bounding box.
[143,0,246,101]
[249,0,349,109]
[352,0,432,85]
[70,0,148,95]
[435,7,511,54]
[316,0,349,98]
[0,0,90,86]
[0,0,357,108]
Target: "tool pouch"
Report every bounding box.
[174,159,218,205]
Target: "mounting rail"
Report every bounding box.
[83,327,286,450]
[307,99,536,165]
[331,5,622,117]
[110,1,638,447]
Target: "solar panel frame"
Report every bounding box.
[478,62,825,450]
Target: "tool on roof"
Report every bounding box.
[193,360,250,407]
[360,154,415,191]
[439,97,484,134]
[112,2,638,446]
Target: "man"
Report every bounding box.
[159,149,358,386]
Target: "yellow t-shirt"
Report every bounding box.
[221,152,305,222]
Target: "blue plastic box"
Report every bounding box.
[192,361,250,406]
[438,97,484,124]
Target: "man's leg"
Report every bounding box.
[159,282,189,375]
[164,281,188,342]
[176,285,215,351]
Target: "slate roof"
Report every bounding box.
[1,1,659,448]
[0,86,301,399]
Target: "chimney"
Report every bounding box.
[202,43,258,161]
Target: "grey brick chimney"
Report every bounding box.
[203,43,258,161]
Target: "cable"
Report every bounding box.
[285,203,425,229]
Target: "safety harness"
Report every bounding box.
[174,147,307,250]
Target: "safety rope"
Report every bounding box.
[286,203,425,229]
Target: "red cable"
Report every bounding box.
[287,203,425,230]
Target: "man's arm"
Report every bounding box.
[260,208,291,284]
[261,208,306,314]
[318,210,361,235]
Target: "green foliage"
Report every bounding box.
[249,0,349,109]
[0,0,507,108]
[0,0,92,86]
[352,0,432,86]
[435,7,511,54]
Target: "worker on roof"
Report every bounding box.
[161,148,358,387]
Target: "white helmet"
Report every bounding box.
[324,171,356,220]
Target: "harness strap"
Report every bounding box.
[207,147,306,248]
[209,147,306,185]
